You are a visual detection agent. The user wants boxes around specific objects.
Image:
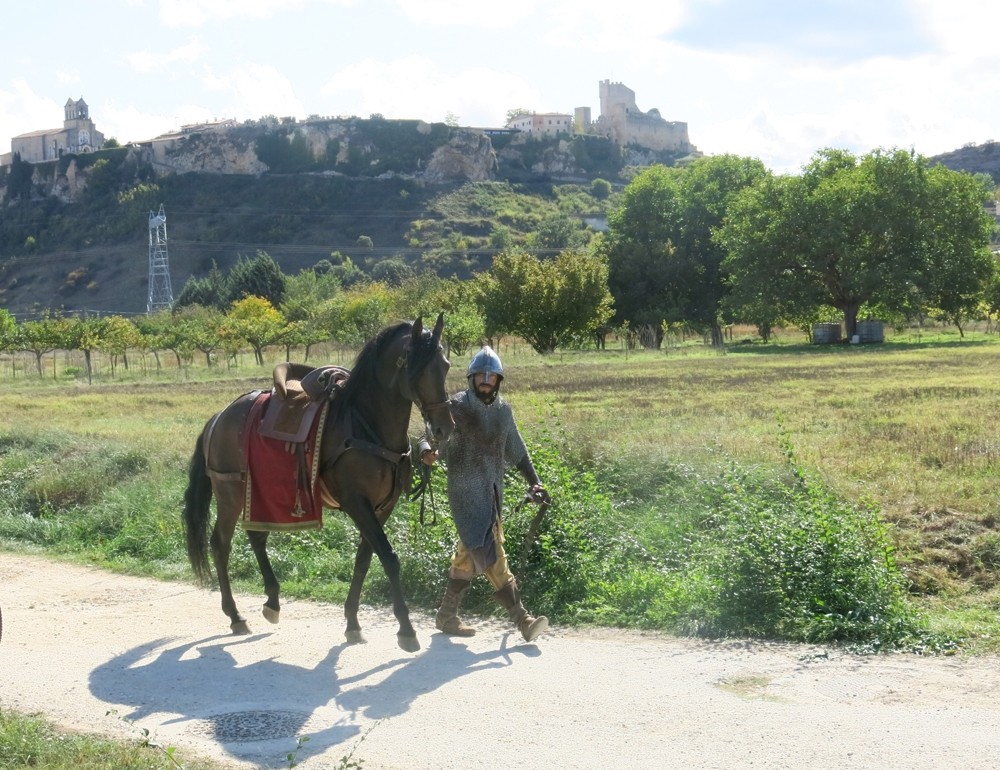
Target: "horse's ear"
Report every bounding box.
[411,316,424,343]
[432,312,444,343]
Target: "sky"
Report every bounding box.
[2,0,999,175]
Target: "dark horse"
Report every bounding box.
[182,315,454,652]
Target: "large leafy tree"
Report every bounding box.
[600,155,768,347]
[719,148,996,338]
[225,250,287,308]
[478,248,614,354]
[175,262,226,310]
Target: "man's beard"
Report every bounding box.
[474,383,499,404]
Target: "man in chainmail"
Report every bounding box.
[419,345,550,642]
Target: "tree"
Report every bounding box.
[395,274,485,356]
[478,249,614,354]
[590,178,612,200]
[98,315,143,375]
[371,258,414,286]
[600,156,768,347]
[63,315,102,383]
[327,251,368,288]
[719,148,997,339]
[175,262,226,310]
[223,296,286,366]
[18,314,72,377]
[280,267,341,360]
[225,250,286,307]
[530,214,591,253]
[0,309,18,353]
[175,305,225,367]
[336,283,396,347]
[918,166,997,336]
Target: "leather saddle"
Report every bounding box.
[259,362,349,443]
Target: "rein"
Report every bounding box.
[408,460,438,524]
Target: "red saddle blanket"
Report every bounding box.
[241,392,329,532]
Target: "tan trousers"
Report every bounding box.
[447,518,515,590]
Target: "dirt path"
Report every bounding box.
[3,552,1000,769]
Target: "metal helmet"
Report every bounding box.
[466,345,504,381]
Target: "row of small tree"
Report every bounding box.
[0,245,615,380]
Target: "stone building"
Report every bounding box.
[583,80,693,153]
[508,81,694,154]
[2,97,105,166]
[505,111,573,137]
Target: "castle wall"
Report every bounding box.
[593,79,691,153]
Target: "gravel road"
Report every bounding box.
[3,552,1000,769]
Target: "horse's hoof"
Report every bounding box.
[230,620,251,635]
[262,605,280,624]
[397,633,421,653]
[345,629,367,645]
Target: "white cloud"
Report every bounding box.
[201,63,304,121]
[540,0,686,54]
[126,37,206,74]
[912,0,1000,53]
[320,56,538,125]
[0,82,61,139]
[55,70,82,87]
[393,0,538,27]
[99,101,185,142]
[157,0,354,27]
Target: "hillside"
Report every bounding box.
[929,141,1000,183]
[0,117,685,317]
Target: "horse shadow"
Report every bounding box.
[89,630,540,767]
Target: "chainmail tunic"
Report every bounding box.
[437,387,529,567]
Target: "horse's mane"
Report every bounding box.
[339,320,439,407]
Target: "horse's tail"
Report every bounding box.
[182,425,214,582]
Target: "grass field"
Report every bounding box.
[1,324,999,654]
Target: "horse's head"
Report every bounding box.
[400,313,454,445]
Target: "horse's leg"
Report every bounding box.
[344,538,374,645]
[346,503,419,652]
[211,481,251,634]
[247,530,280,624]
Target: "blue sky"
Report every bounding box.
[2,0,997,174]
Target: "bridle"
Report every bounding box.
[394,340,451,425]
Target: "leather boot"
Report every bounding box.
[494,581,548,642]
[435,578,476,636]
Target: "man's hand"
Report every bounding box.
[421,448,439,466]
[527,483,550,505]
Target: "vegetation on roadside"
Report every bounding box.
[0,708,226,770]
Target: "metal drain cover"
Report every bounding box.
[191,710,311,742]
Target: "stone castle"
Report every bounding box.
[507,80,694,154]
[591,80,692,153]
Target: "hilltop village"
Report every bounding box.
[1,80,696,167]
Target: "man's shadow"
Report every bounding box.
[89,629,539,767]
[337,632,540,720]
